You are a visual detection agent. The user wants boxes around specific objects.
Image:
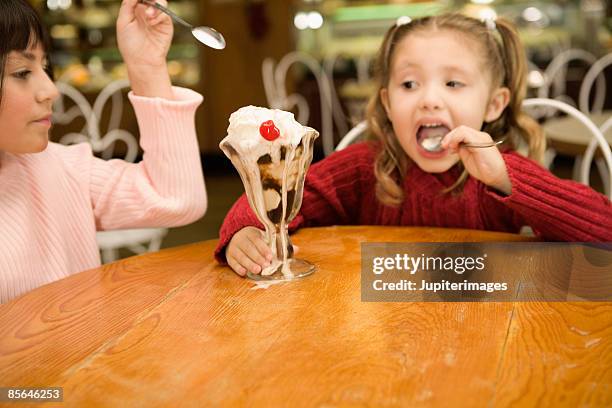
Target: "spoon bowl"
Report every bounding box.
[191,26,226,50]
[422,137,506,152]
[139,0,226,50]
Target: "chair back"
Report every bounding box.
[262,51,336,156]
[335,120,368,151]
[523,98,612,199]
[53,78,139,162]
[579,52,612,114]
[538,49,606,111]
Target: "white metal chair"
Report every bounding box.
[525,98,611,198]
[262,52,336,156]
[335,120,367,151]
[577,52,612,195]
[535,51,610,189]
[53,78,168,263]
[579,52,612,114]
[321,55,349,140]
[582,117,612,198]
[537,48,606,109]
[322,53,374,136]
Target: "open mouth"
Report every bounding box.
[417,124,450,152]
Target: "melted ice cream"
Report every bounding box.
[220,106,318,278]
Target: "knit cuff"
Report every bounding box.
[127,86,203,156]
[214,197,264,264]
[128,86,203,110]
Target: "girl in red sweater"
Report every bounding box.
[217,13,612,276]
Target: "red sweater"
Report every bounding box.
[216,142,612,262]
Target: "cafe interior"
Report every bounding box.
[1,1,610,405]
[31,0,612,260]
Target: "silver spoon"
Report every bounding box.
[422,136,506,153]
[138,0,226,50]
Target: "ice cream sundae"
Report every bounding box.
[220,106,319,280]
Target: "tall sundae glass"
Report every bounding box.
[220,106,319,281]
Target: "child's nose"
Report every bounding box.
[419,85,443,111]
[36,72,60,104]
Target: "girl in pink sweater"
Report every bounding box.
[218,13,612,276]
[0,0,206,302]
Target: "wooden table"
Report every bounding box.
[0,226,610,407]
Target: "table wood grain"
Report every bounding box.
[0,226,609,407]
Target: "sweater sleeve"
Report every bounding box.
[89,86,207,230]
[482,151,612,241]
[214,142,375,263]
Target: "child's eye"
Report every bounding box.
[402,81,417,89]
[12,70,31,80]
[447,80,464,88]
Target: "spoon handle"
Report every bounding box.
[462,139,506,148]
[138,0,193,29]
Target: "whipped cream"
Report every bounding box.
[223,106,309,160]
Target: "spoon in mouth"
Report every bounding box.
[138,0,226,50]
[422,136,506,153]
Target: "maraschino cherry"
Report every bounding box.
[259,120,280,141]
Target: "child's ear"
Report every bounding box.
[484,87,510,122]
[380,88,391,117]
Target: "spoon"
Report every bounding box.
[138,0,226,50]
[422,136,506,153]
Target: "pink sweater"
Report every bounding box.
[0,87,206,302]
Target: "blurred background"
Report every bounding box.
[31,0,612,259]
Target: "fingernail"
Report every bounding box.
[146,7,154,16]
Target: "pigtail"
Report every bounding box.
[494,18,545,163]
[368,102,407,206]
[366,42,408,207]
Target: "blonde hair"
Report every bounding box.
[366,13,545,206]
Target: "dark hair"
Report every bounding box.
[0,0,52,107]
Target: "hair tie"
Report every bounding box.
[383,16,413,72]
[395,16,412,27]
[482,17,497,31]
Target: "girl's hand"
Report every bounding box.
[441,125,512,195]
[226,227,273,276]
[116,0,173,98]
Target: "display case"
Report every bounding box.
[288,0,611,142]
[292,1,612,60]
[31,0,201,92]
